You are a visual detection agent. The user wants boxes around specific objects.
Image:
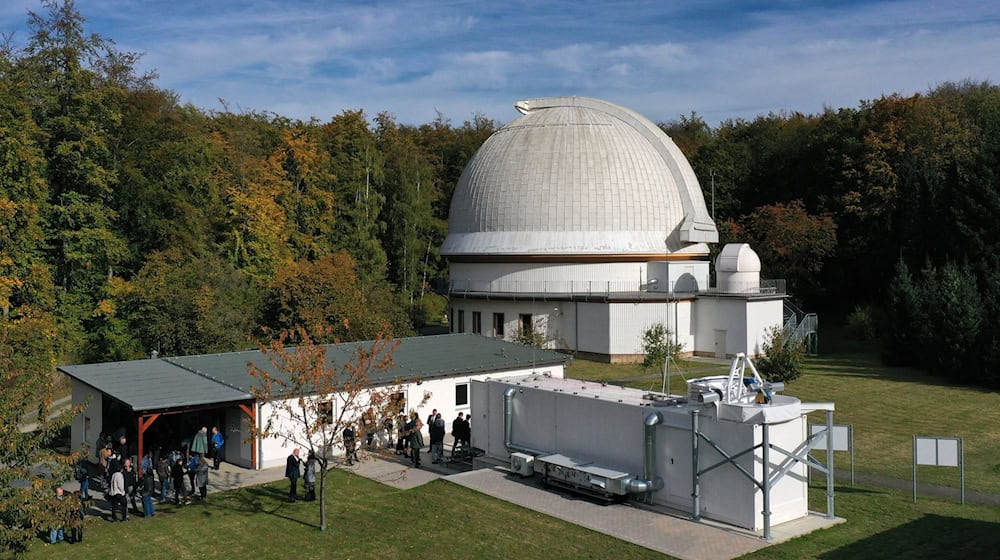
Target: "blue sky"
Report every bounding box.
[2,0,999,126]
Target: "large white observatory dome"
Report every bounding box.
[441,97,718,258]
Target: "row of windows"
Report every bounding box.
[316,384,470,425]
[449,309,534,338]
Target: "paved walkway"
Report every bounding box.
[447,466,842,560]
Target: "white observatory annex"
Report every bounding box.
[441,96,787,361]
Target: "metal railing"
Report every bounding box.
[447,278,786,297]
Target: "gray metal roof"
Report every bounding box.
[59,334,570,412]
[58,359,251,412]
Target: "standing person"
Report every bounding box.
[98,442,112,489]
[210,426,224,470]
[285,448,301,502]
[67,490,85,543]
[453,412,470,452]
[430,412,445,464]
[74,455,91,501]
[195,454,210,500]
[140,449,153,477]
[141,467,155,517]
[396,414,408,457]
[170,457,187,505]
[191,426,208,457]
[109,467,127,522]
[303,450,317,502]
[343,424,358,466]
[114,435,129,467]
[186,453,199,495]
[48,487,65,544]
[121,459,139,515]
[156,454,171,503]
[407,412,424,468]
[361,408,376,449]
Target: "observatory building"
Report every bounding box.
[442,97,788,361]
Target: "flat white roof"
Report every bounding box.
[494,373,685,409]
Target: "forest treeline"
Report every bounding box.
[3,2,1000,387]
[664,79,1000,387]
[0,2,492,370]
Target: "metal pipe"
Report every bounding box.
[627,411,664,495]
[691,409,701,520]
[762,423,772,540]
[503,387,548,456]
[826,409,835,518]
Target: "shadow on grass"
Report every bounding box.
[209,483,318,529]
[819,514,1000,560]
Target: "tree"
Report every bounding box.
[757,325,806,383]
[881,259,922,365]
[641,323,683,373]
[247,326,407,531]
[0,325,83,558]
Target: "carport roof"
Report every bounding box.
[58,334,570,412]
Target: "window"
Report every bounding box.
[390,392,406,414]
[455,383,469,407]
[458,310,465,333]
[472,311,482,335]
[318,401,334,424]
[449,307,454,332]
[493,312,505,337]
[519,313,533,335]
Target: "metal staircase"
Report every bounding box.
[783,301,819,355]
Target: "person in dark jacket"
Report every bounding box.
[343,425,358,466]
[170,457,187,505]
[121,459,139,514]
[211,426,225,470]
[285,448,301,502]
[141,469,155,517]
[156,455,171,502]
[194,454,210,500]
[407,412,424,468]
[430,413,445,463]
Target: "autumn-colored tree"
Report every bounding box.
[264,251,411,342]
[248,326,410,531]
[0,323,83,558]
[738,200,837,301]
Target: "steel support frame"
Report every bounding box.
[690,408,836,541]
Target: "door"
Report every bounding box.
[714,329,727,359]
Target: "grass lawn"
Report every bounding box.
[562,327,1000,495]
[26,470,1000,560]
[26,470,664,560]
[741,482,1000,559]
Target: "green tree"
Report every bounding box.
[641,323,683,372]
[881,259,922,365]
[757,325,806,383]
[0,321,82,558]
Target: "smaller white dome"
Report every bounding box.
[716,243,761,273]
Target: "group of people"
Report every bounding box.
[391,409,471,468]
[284,448,319,502]
[49,425,226,544]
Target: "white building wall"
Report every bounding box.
[746,299,784,356]
[450,260,710,293]
[257,365,565,470]
[70,379,102,454]
[607,300,695,355]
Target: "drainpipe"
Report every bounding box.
[628,411,664,496]
[503,387,548,456]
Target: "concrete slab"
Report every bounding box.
[446,466,843,560]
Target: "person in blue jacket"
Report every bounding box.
[210,426,225,470]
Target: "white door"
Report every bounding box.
[714,329,727,359]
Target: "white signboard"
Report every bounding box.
[810,424,851,452]
[915,436,960,467]
[913,435,964,504]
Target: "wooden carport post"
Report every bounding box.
[137,412,160,464]
[238,402,257,469]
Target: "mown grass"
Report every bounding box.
[28,470,1000,560]
[741,482,1000,559]
[562,328,1000,495]
[26,469,664,560]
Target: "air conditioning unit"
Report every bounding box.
[510,452,534,476]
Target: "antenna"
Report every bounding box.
[710,169,716,221]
